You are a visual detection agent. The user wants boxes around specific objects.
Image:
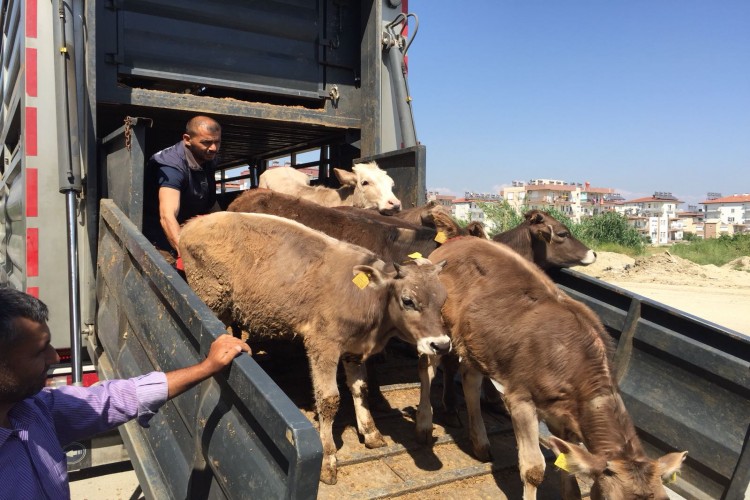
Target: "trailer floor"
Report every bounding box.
[252,338,570,499]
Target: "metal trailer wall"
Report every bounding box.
[94,118,324,498]
[81,0,426,331]
[96,200,323,499]
[0,0,74,348]
[551,268,750,500]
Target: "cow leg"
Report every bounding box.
[308,351,342,485]
[505,393,545,500]
[416,353,440,444]
[440,353,462,427]
[365,354,391,411]
[343,358,387,449]
[461,366,492,462]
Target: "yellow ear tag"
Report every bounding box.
[352,272,370,289]
[668,472,678,484]
[554,453,569,472]
[408,252,423,259]
[434,231,448,244]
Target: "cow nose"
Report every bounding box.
[430,337,451,355]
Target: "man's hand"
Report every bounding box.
[166,334,250,399]
[203,334,251,375]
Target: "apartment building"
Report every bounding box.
[501,179,615,222]
[700,194,750,235]
[449,192,500,232]
[615,192,683,245]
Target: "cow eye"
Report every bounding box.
[401,296,417,310]
[557,231,570,238]
[361,180,369,186]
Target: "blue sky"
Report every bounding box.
[406,1,750,207]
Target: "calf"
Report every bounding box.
[417,237,686,499]
[228,189,483,264]
[493,210,596,269]
[257,161,402,214]
[179,212,451,485]
[228,189,482,409]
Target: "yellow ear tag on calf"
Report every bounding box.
[352,272,370,290]
[408,252,423,259]
[667,472,678,484]
[434,231,448,244]
[554,453,569,472]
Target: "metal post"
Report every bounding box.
[382,32,417,148]
[53,0,83,384]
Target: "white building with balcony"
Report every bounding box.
[700,194,750,232]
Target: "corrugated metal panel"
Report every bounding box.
[111,0,325,99]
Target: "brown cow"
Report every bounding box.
[391,200,449,226]
[257,161,402,214]
[493,210,596,269]
[228,189,480,409]
[417,237,686,499]
[228,189,483,264]
[179,212,451,485]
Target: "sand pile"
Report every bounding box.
[573,251,750,288]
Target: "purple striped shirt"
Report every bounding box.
[0,372,167,500]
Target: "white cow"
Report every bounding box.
[258,161,402,215]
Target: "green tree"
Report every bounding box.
[479,201,524,236]
[579,211,644,250]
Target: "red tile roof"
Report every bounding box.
[624,196,683,204]
[700,194,750,204]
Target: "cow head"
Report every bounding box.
[431,211,487,241]
[334,162,402,215]
[526,210,597,269]
[549,436,687,500]
[352,259,451,355]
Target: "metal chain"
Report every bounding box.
[124,116,132,152]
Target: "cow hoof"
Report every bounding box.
[415,427,436,445]
[320,463,338,485]
[364,432,387,449]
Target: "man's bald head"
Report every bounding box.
[185,116,221,137]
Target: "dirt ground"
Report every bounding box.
[571,251,750,335]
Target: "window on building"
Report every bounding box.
[728,217,735,222]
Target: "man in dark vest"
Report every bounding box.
[144,116,222,265]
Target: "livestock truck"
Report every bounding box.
[0,1,747,498]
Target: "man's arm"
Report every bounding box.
[159,187,182,253]
[166,334,250,398]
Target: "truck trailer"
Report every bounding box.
[1,1,748,498]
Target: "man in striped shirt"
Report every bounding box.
[0,287,250,499]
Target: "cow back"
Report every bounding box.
[429,237,614,401]
[229,190,438,265]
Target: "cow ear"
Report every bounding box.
[334,168,357,186]
[352,265,388,288]
[466,221,488,239]
[548,436,604,478]
[658,451,687,483]
[432,211,461,239]
[526,211,544,224]
[433,259,447,273]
